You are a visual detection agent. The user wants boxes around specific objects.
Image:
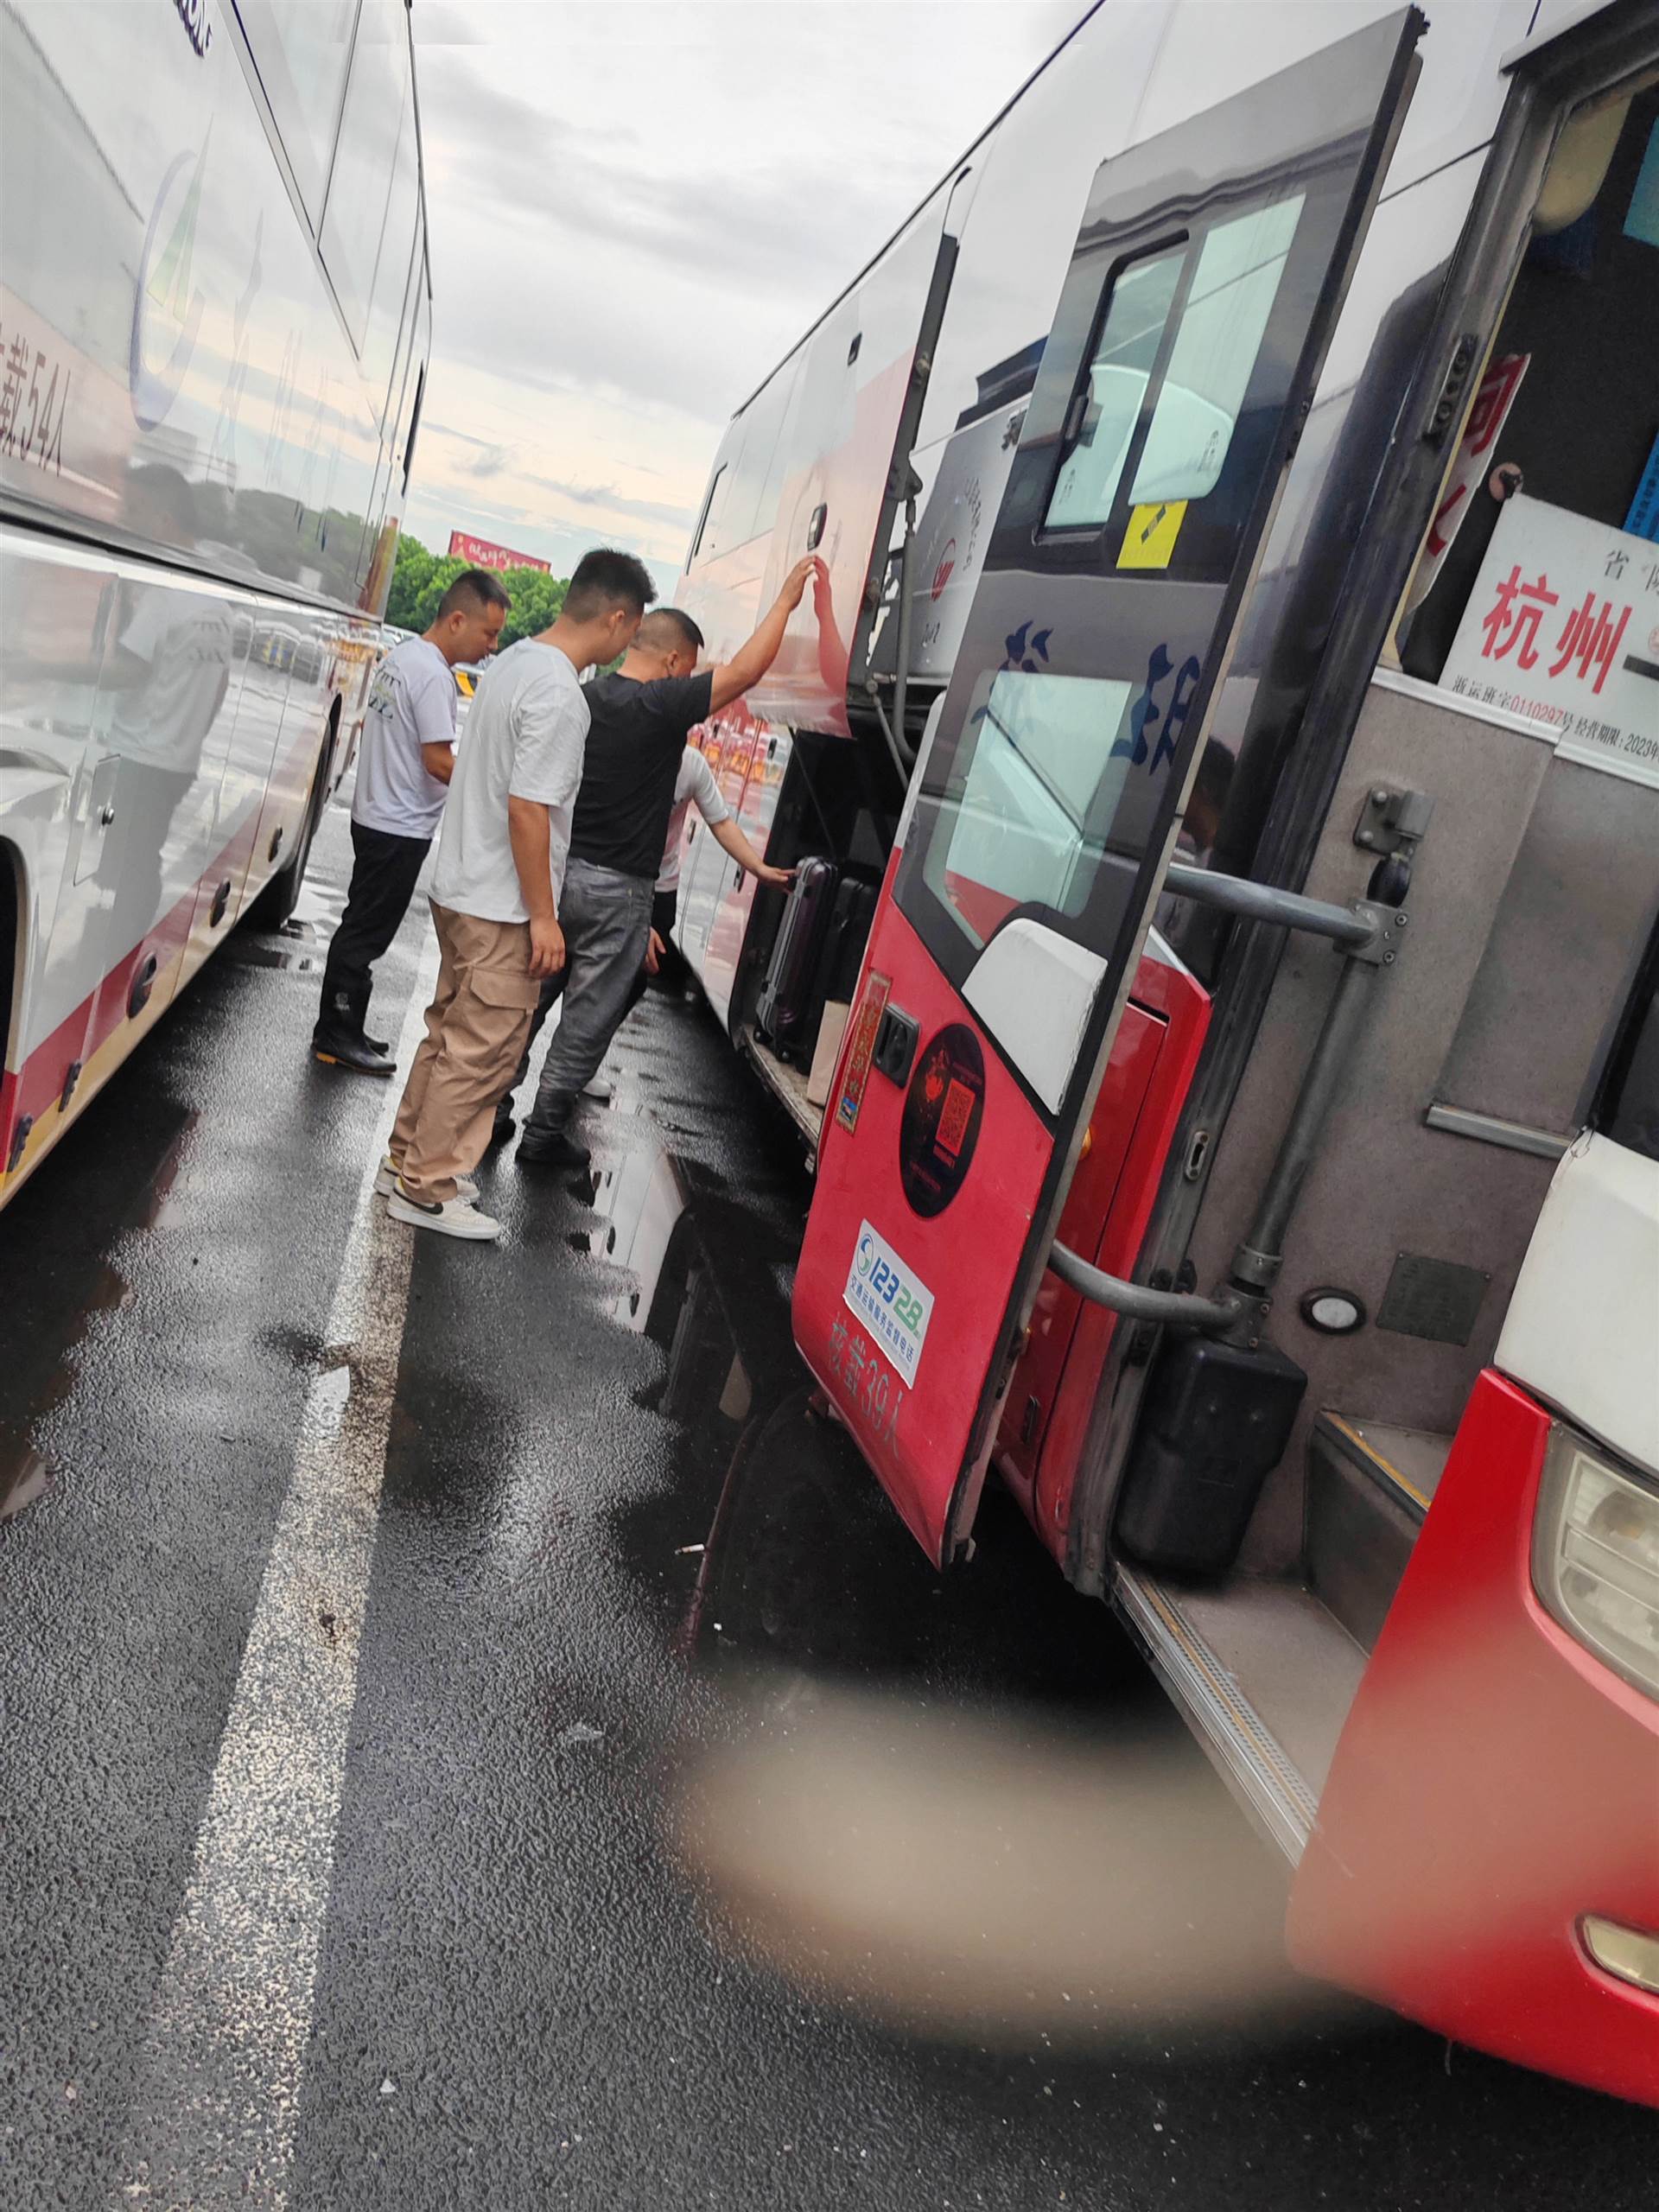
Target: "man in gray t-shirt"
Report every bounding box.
[313,569,508,1073]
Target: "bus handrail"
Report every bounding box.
[1162,861,1378,949]
[1047,1241,1238,1332]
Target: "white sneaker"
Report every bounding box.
[376,1154,476,1203]
[582,1074,613,1102]
[386,1181,500,1241]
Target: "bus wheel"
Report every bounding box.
[245,709,338,933]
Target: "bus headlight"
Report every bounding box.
[1533,1426,1659,1700]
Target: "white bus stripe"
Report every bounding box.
[118,933,439,2209]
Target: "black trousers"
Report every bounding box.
[315,819,431,1040]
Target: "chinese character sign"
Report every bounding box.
[1402,353,1529,617]
[1441,495,1659,789]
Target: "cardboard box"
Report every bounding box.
[805,1001,851,1108]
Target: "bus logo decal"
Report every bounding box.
[842,1220,934,1390]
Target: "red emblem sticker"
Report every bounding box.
[835,969,891,1135]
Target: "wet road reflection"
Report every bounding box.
[3,804,1649,2211]
[553,1081,1316,2056]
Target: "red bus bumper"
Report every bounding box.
[1288,1368,1659,2106]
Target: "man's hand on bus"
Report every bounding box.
[528,914,566,979]
[709,562,822,714]
[710,815,793,889]
[779,555,819,611]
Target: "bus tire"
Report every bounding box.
[245,705,339,933]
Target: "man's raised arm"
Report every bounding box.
[708,556,820,714]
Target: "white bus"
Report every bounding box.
[670,0,1659,2102]
[0,0,431,1205]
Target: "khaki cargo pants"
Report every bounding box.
[391,902,541,1204]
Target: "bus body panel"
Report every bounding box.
[672,0,1542,1041]
[793,10,1427,1565]
[995,944,1212,1558]
[678,188,956,740]
[1288,1366,1659,2108]
[0,522,376,1200]
[0,0,429,1206]
[0,0,419,610]
[792,887,1055,1562]
[1497,1134,1659,1482]
[677,718,762,1030]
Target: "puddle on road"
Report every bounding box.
[0,1114,194,1533]
[0,1440,55,1523]
[573,1147,691,1328]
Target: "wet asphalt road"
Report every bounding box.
[3,794,1654,2210]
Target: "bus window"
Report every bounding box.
[1128,196,1304,505]
[1044,250,1185,529]
[688,465,727,567]
[320,0,410,352]
[235,0,356,226]
[362,99,420,416]
[930,670,1135,944]
[707,363,801,558]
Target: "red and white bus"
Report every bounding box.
[671,0,1659,2102]
[0,0,431,1206]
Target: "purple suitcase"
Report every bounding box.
[756,856,839,1058]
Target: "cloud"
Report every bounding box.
[406,1,1084,572]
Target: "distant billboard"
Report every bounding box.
[447,530,550,574]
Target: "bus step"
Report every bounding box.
[1114,1567,1368,1866]
[1305,1413,1452,1654]
[740,1023,824,1160]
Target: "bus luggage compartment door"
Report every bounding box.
[790,10,1424,1568]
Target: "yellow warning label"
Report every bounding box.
[1117,499,1187,570]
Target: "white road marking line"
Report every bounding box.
[118,937,440,2209]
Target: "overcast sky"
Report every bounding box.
[405,0,1084,587]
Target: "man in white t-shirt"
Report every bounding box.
[384,548,654,1242]
[313,569,509,1073]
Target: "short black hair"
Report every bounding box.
[636,607,704,656]
[438,567,511,620]
[563,547,656,623]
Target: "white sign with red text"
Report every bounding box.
[1405,352,1529,614]
[1441,494,1659,790]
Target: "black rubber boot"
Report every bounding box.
[311,1024,395,1077]
[313,984,393,1075]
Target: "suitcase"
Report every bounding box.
[818,880,885,1017]
[801,875,880,1061]
[757,856,839,1058]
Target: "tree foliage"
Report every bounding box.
[385,533,568,649]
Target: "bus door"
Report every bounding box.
[792,10,1424,1566]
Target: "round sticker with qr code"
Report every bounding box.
[899,1023,985,1217]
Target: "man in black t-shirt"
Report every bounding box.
[512,555,818,1169]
